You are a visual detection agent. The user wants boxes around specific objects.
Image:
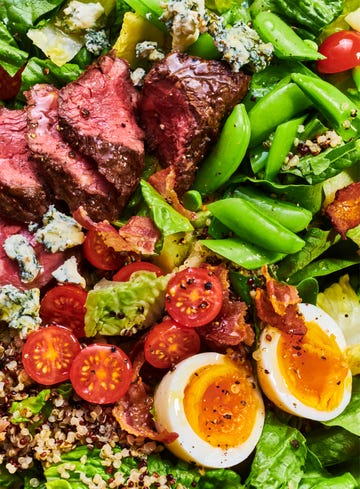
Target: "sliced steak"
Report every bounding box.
[58,52,145,210]
[0,217,64,289]
[26,84,121,222]
[0,108,50,223]
[139,52,251,193]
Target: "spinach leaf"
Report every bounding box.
[276,228,340,281]
[9,389,51,423]
[245,412,308,488]
[307,425,359,467]
[19,57,82,101]
[283,138,360,184]
[0,0,66,38]
[0,23,28,75]
[271,0,344,34]
[287,257,360,284]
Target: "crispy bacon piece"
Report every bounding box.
[198,298,254,349]
[325,182,360,239]
[113,351,178,443]
[73,206,160,255]
[255,268,306,335]
[197,263,254,349]
[148,167,197,221]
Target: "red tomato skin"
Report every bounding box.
[113,261,164,281]
[40,284,87,338]
[317,31,360,73]
[22,325,81,385]
[144,319,201,369]
[165,267,223,327]
[0,65,24,100]
[70,344,133,404]
[83,229,125,270]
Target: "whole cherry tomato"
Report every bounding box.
[317,30,360,74]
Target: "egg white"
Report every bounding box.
[256,303,352,421]
[153,352,265,468]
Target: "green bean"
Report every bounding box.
[207,198,305,254]
[248,81,312,147]
[291,73,360,141]
[265,114,307,181]
[253,12,325,61]
[200,237,286,270]
[192,104,251,195]
[228,186,312,232]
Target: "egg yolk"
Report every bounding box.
[183,360,259,449]
[277,320,350,411]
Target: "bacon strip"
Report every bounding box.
[73,206,160,255]
[255,268,306,335]
[325,182,360,239]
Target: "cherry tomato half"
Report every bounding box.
[165,267,223,327]
[22,325,81,385]
[70,343,133,404]
[113,261,164,281]
[0,65,24,100]
[144,319,201,369]
[317,30,360,74]
[40,284,87,338]
[83,229,125,270]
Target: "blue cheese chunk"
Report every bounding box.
[160,0,207,51]
[33,205,85,253]
[59,0,105,32]
[52,256,86,288]
[0,285,41,338]
[3,234,42,283]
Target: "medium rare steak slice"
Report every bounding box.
[0,108,50,223]
[58,52,145,209]
[26,84,121,222]
[139,52,251,194]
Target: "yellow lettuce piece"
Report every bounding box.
[317,274,360,375]
[113,11,168,68]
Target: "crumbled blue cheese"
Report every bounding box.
[52,256,86,288]
[131,67,146,87]
[32,205,85,253]
[58,0,105,32]
[160,0,207,51]
[209,20,273,72]
[3,234,42,284]
[0,285,41,339]
[135,41,165,62]
[84,29,110,55]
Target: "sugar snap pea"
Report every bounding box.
[192,104,251,196]
[253,12,325,61]
[291,73,360,141]
[200,237,285,270]
[265,114,307,181]
[248,81,312,147]
[207,198,305,254]
[228,186,312,233]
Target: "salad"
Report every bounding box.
[0,0,360,488]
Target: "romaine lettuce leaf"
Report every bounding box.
[84,271,170,336]
[9,389,51,423]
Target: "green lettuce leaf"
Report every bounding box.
[9,389,51,423]
[245,412,308,488]
[84,271,170,336]
[141,180,194,236]
[0,23,28,75]
[44,445,243,489]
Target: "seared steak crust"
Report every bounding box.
[26,84,121,222]
[58,52,145,210]
[0,108,50,223]
[139,52,251,193]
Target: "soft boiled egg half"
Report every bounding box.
[256,303,352,421]
[153,352,265,468]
